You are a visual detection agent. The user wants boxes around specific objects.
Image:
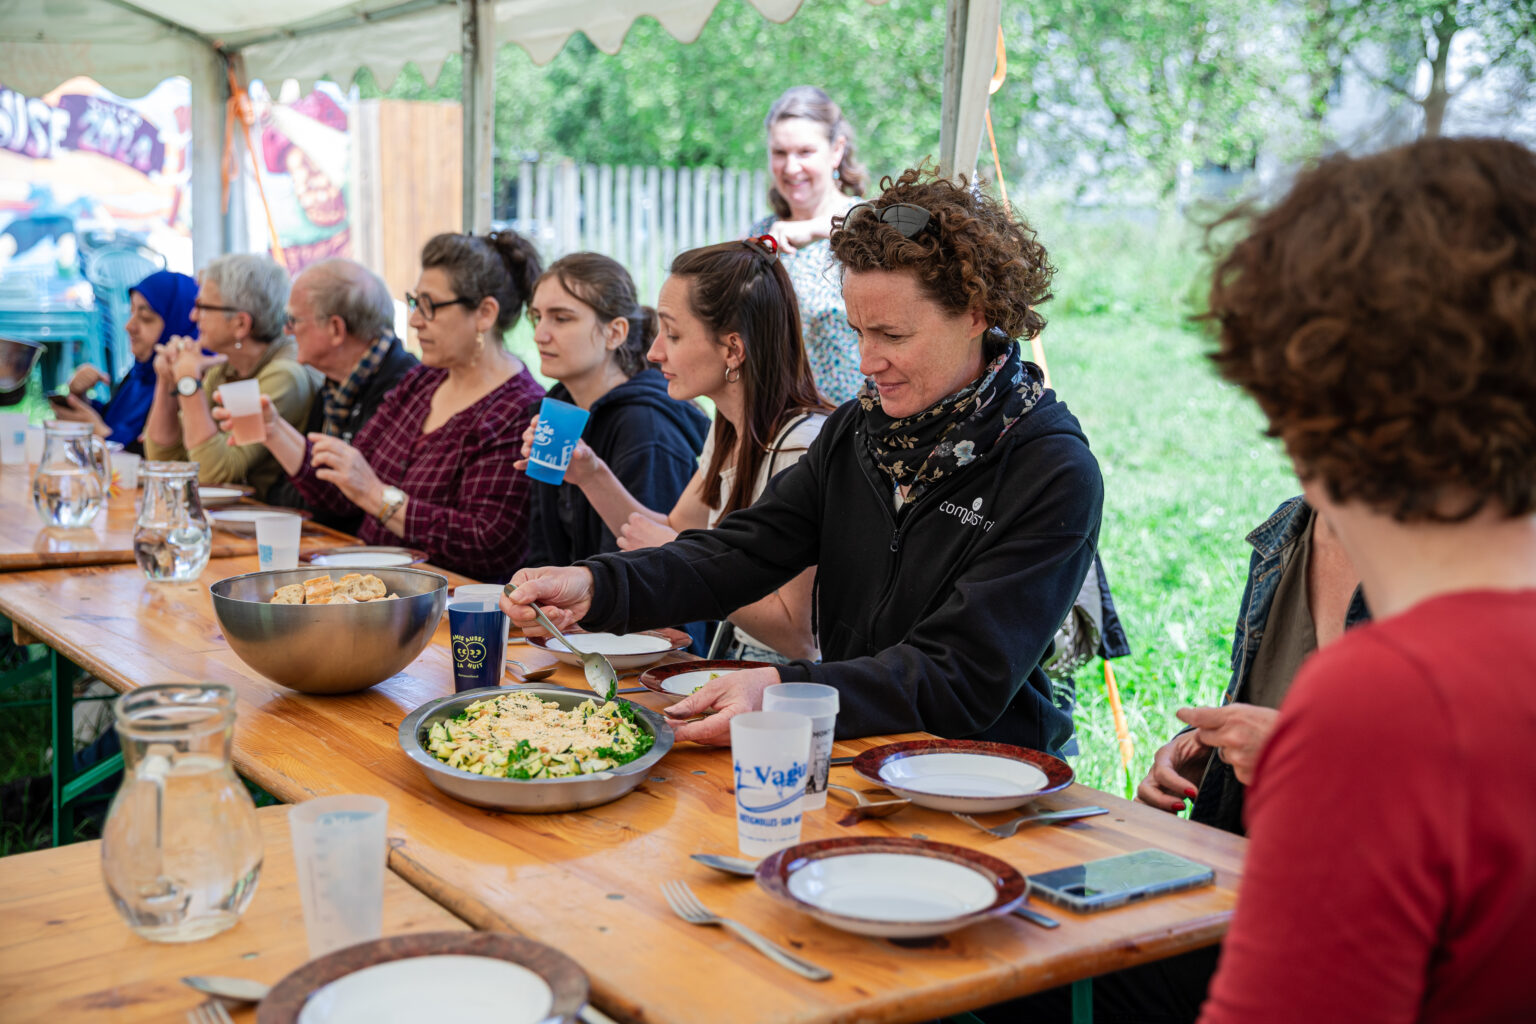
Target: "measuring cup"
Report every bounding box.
[289,794,388,958]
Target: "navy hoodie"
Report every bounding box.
[576,385,1103,754]
[524,368,709,568]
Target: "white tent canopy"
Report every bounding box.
[1,0,999,262]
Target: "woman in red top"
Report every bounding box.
[1197,137,1536,1022]
[220,231,545,580]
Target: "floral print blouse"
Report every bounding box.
[751,214,864,405]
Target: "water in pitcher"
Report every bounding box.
[135,526,213,581]
[229,413,267,445]
[101,686,263,944]
[33,466,102,527]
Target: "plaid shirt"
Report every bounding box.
[321,332,396,436]
[290,363,544,581]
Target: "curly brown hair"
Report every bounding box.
[828,165,1054,349]
[1205,137,1536,521]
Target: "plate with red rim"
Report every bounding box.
[526,628,691,672]
[256,931,587,1024]
[756,836,1027,938]
[638,658,774,697]
[852,739,1073,813]
[304,545,428,568]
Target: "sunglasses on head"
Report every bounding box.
[839,202,935,240]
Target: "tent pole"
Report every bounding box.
[461,0,496,233]
[938,0,967,179]
[938,0,1000,182]
[189,45,227,267]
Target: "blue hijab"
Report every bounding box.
[97,270,199,447]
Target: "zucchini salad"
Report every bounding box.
[426,690,655,779]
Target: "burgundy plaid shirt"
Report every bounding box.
[290,364,544,581]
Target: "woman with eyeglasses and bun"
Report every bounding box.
[505,168,1103,754]
[215,230,545,580]
[522,239,833,662]
[751,85,868,405]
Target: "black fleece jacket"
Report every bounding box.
[524,368,709,568]
[576,389,1103,754]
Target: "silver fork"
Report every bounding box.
[954,805,1110,838]
[659,879,832,982]
[187,1001,235,1024]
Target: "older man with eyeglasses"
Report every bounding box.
[262,258,418,531]
[143,253,320,501]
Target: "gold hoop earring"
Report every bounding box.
[724,364,741,384]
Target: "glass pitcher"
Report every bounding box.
[101,683,263,943]
[134,461,212,582]
[32,420,107,528]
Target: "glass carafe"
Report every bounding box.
[32,420,107,527]
[134,461,212,582]
[101,683,262,942]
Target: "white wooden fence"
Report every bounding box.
[498,155,772,301]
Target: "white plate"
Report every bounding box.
[208,509,289,535]
[785,852,1001,937]
[310,551,415,567]
[297,954,553,1024]
[656,668,722,696]
[532,631,681,671]
[199,486,245,501]
[879,752,1048,803]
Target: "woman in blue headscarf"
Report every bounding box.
[55,270,198,453]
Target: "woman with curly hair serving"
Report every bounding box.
[1192,138,1536,1023]
[504,168,1103,753]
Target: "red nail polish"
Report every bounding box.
[1185,788,1198,798]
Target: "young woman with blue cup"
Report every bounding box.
[523,240,833,664]
[516,253,708,568]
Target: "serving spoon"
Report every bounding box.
[503,583,618,701]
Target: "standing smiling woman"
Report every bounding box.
[226,231,545,580]
[520,253,709,567]
[751,85,868,404]
[506,169,1104,752]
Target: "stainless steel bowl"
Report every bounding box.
[399,684,675,812]
[210,566,448,694]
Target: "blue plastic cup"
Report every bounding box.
[526,397,591,485]
[447,597,507,692]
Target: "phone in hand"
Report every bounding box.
[46,393,75,411]
[1026,849,1215,913]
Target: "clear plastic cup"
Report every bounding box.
[0,412,25,465]
[289,795,388,958]
[254,512,302,571]
[219,379,266,445]
[731,711,811,857]
[762,683,840,810]
[110,451,141,491]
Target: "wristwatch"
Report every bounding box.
[377,485,407,524]
[175,375,202,397]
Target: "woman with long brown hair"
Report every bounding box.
[538,238,832,661]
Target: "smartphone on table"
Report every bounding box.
[1026,849,1215,913]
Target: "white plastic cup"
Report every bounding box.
[454,584,511,647]
[762,683,841,810]
[289,794,388,959]
[731,710,811,858]
[219,379,266,445]
[254,512,302,571]
[0,412,25,465]
[24,426,46,465]
[110,451,141,492]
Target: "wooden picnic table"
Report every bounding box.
[0,804,469,1022]
[0,555,1247,1023]
[0,463,358,572]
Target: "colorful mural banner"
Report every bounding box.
[244,81,353,276]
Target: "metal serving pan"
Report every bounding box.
[398,684,675,813]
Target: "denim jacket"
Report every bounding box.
[1189,496,1371,834]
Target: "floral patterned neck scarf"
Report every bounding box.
[859,340,1044,503]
